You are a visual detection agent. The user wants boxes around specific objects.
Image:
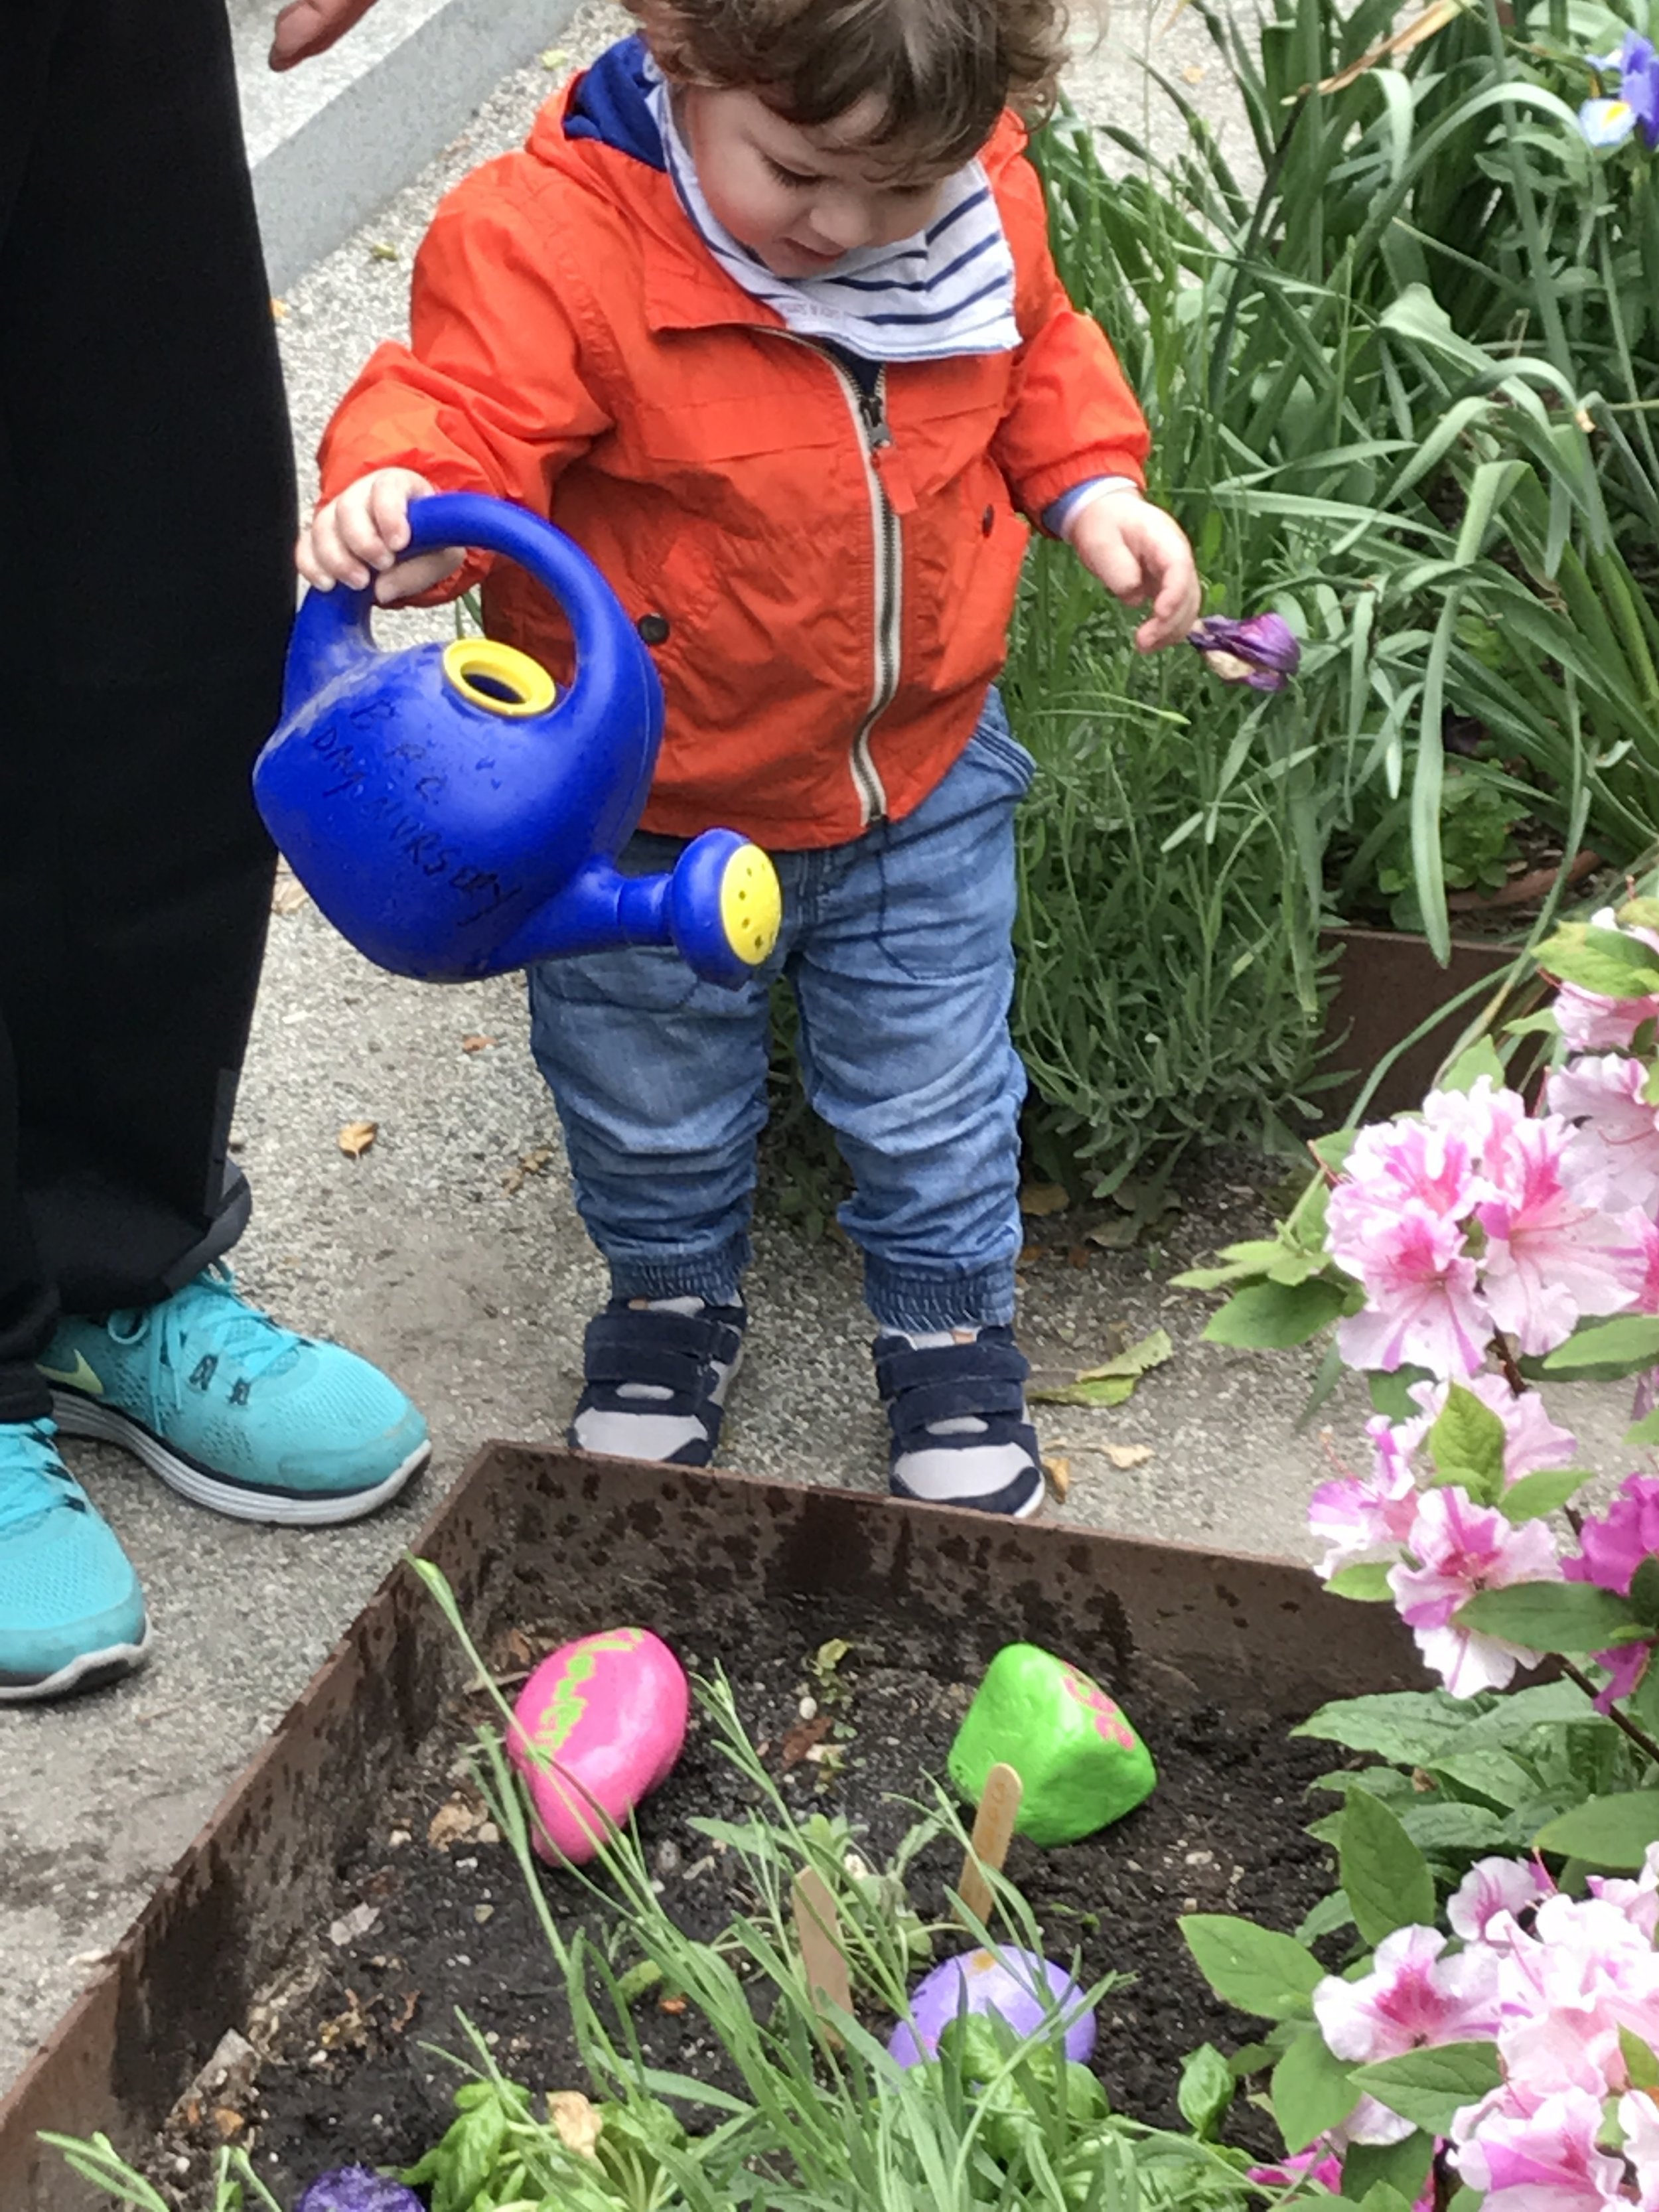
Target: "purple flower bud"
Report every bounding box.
[1187,613,1301,692]
[293,2169,424,2212]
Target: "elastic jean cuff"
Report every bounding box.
[607,1236,750,1309]
[863,1257,1017,1333]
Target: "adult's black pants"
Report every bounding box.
[0,0,296,1420]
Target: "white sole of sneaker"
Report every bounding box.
[50,1394,431,1528]
[0,1618,153,1704]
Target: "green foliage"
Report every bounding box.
[1337,1789,1435,1946]
[1348,2044,1502,2136]
[1532,1790,1659,1869]
[1178,1915,1325,2019]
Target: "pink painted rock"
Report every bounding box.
[508,1627,689,1865]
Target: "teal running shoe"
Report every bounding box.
[41,1264,430,1527]
[0,1420,149,1702]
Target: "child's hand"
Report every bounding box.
[1068,494,1201,653]
[296,468,463,603]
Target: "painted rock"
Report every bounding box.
[948,1642,1156,1846]
[889,1946,1096,2067]
[294,2170,423,2212]
[508,1627,689,1865]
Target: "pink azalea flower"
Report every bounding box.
[1248,2148,1432,2211]
[1453,2086,1628,2212]
[1315,1923,1503,2059]
[1548,1055,1659,1215]
[1332,1203,1492,1378]
[1619,2090,1659,2212]
[1565,1473,1659,1596]
[1563,1474,1659,1708]
[1316,1923,1503,2147]
[1341,1114,1483,1220]
[1587,1843,1659,1943]
[1496,1893,1659,2102]
[1309,1419,1420,1578]
[1476,1117,1646,1357]
[1390,1487,1561,1696]
[1552,909,1659,1054]
[1449,1857,1552,1944]
[1427,1075,1533,1191]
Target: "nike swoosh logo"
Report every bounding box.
[39,1352,104,1396]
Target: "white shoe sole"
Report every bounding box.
[50,1394,430,1528]
[0,1618,153,1704]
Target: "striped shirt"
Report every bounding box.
[648,69,1022,364]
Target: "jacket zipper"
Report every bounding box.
[757,335,900,826]
[837,365,898,826]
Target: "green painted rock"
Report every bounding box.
[948,1643,1156,1846]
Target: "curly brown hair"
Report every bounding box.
[631,0,1070,171]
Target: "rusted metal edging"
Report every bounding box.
[0,1447,1420,2211]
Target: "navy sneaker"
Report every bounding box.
[0,1420,149,1702]
[570,1295,746,1466]
[874,1325,1045,1517]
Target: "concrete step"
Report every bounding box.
[232,0,577,291]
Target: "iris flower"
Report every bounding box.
[1579,31,1659,149]
[1187,612,1301,690]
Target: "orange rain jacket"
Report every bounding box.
[319,48,1152,849]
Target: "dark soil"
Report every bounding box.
[159,1591,1337,2207]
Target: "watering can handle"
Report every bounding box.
[281,490,658,721]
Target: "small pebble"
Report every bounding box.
[798,1694,818,1720]
[485,2030,501,2047]
[388,1829,411,1848]
[474,1904,494,1924]
[656,1840,682,1876]
[477,1821,501,1844]
[457,1855,478,1871]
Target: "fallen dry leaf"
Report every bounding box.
[461,1033,498,1054]
[1016,1242,1042,1270]
[782,1713,834,1767]
[658,1994,689,2015]
[317,1989,370,2051]
[337,1120,378,1159]
[1068,1244,1090,1270]
[1019,1181,1070,1218]
[211,2107,245,2141]
[1103,1443,1155,1471]
[368,240,400,262]
[1043,1454,1071,1502]
[549,2090,603,2157]
[540,42,569,66]
[271,867,309,917]
[270,297,288,321]
[427,1794,482,1850]
[502,1145,555,1194]
[328,1901,380,1947]
[1182,62,1206,80]
[1085,1217,1141,1252]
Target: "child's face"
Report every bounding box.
[678,86,958,277]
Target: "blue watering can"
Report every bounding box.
[254,491,781,988]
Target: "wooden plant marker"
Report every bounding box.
[792,1866,851,2046]
[956,1763,1024,1929]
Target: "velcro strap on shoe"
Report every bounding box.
[582,1307,742,1399]
[887,1374,1029,1434]
[873,1335,1029,1403]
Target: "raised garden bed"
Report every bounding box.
[0,1448,1421,2212]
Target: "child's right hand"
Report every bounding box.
[296,468,463,602]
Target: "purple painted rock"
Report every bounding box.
[294,2170,423,2212]
[889,1945,1096,2067]
[508,1627,689,1865]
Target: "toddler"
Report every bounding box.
[301,0,1200,1517]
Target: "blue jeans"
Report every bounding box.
[527,692,1032,1333]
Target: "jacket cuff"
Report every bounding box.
[1015,447,1147,523]
[1040,476,1141,540]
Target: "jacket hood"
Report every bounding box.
[526,35,1030,196]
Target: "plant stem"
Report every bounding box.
[1560,1657,1659,1765]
